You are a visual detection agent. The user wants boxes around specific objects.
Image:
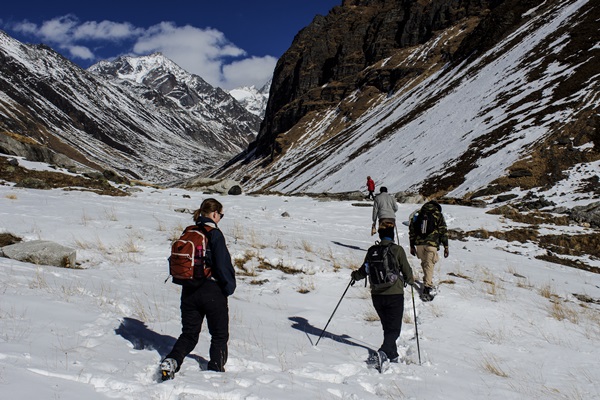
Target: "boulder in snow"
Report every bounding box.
[1,240,77,268]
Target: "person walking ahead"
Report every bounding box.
[371,186,398,236]
[161,198,236,379]
[409,200,449,301]
[366,176,375,200]
[351,222,414,370]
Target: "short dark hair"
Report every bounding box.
[380,186,388,192]
[378,225,395,241]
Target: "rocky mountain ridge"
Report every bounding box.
[0,33,260,182]
[214,0,598,202]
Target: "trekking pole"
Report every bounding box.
[411,285,422,365]
[316,279,353,346]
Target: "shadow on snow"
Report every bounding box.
[289,316,377,357]
[115,317,207,368]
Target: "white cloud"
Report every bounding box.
[73,20,142,41]
[37,15,79,43]
[68,45,94,60]
[222,56,278,90]
[7,16,277,89]
[132,22,248,88]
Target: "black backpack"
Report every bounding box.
[414,208,438,238]
[365,243,402,290]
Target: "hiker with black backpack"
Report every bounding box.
[350,221,414,372]
[161,198,236,380]
[409,200,449,301]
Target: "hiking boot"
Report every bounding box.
[160,358,178,381]
[421,286,435,302]
[390,356,399,363]
[367,352,379,365]
[377,350,389,373]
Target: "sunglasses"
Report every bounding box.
[218,212,224,219]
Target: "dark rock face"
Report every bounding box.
[256,0,493,158]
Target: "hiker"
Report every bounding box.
[161,198,236,378]
[350,221,414,370]
[408,200,449,301]
[371,186,398,236]
[366,176,375,200]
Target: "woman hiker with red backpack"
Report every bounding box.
[161,198,236,380]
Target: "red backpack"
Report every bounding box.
[168,225,212,285]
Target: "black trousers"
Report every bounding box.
[372,294,404,360]
[166,280,229,372]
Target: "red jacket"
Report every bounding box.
[367,178,375,191]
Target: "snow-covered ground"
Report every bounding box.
[1,177,599,399]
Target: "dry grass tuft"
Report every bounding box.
[363,310,380,322]
[234,250,258,276]
[480,353,509,378]
[297,277,315,294]
[539,283,558,299]
[257,258,303,275]
[548,300,580,324]
[5,193,17,200]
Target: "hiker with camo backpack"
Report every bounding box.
[409,200,449,301]
[350,221,414,372]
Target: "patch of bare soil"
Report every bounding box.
[0,157,128,196]
[486,205,571,225]
[450,227,600,274]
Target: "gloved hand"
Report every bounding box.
[350,270,361,282]
[444,247,449,258]
[410,246,417,257]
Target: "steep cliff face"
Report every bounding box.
[256,0,493,157]
[215,0,598,199]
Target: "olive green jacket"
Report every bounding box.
[352,240,414,295]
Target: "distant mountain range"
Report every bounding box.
[229,80,271,117]
[0,31,264,182]
[1,0,598,203]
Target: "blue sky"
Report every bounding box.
[1,1,341,89]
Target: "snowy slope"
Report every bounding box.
[0,157,598,399]
[219,0,598,198]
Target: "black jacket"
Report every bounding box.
[196,216,236,296]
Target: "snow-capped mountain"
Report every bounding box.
[88,54,261,135]
[229,79,271,117]
[0,33,260,183]
[214,0,599,201]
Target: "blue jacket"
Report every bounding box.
[196,216,236,296]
